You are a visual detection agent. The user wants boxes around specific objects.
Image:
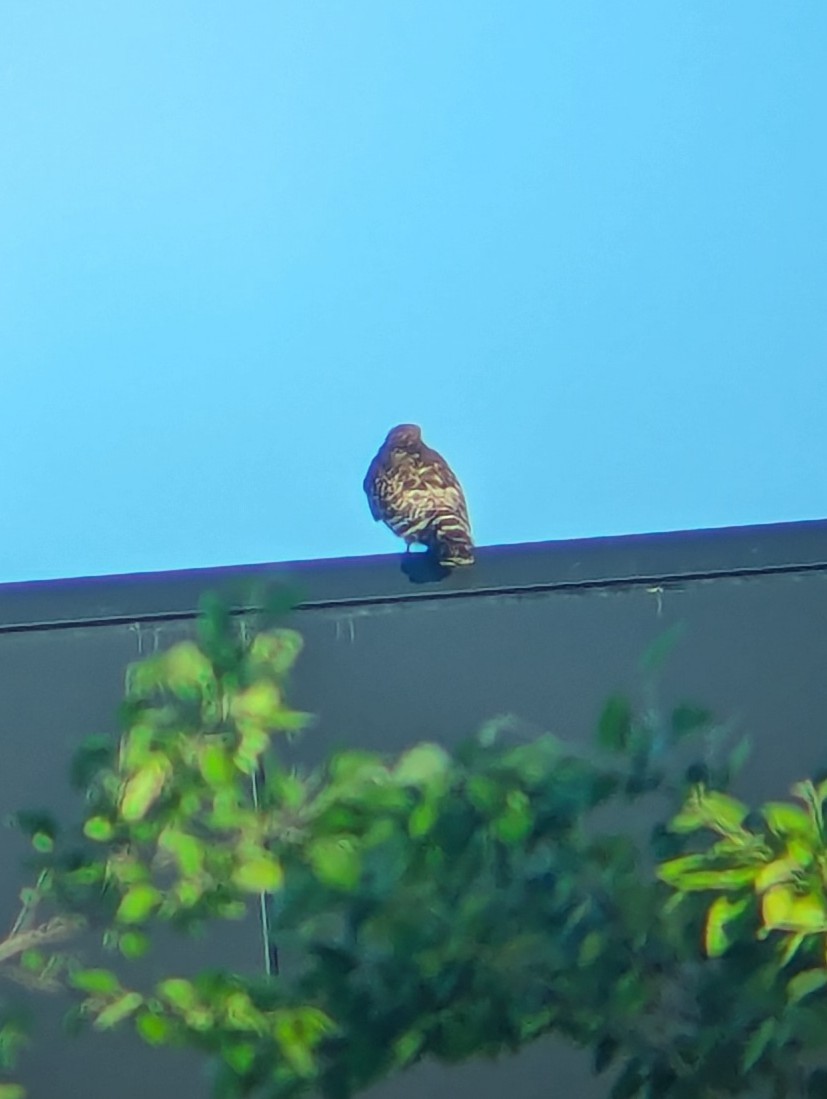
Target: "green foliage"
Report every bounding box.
[5,600,827,1099]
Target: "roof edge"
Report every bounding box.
[0,517,825,632]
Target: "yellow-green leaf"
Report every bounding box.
[94,991,143,1030]
[161,641,215,697]
[248,629,303,675]
[780,931,807,966]
[116,884,161,924]
[659,855,756,891]
[232,854,284,893]
[394,744,451,788]
[762,885,795,929]
[785,893,827,932]
[787,968,827,1004]
[701,791,749,832]
[198,744,235,788]
[231,682,282,726]
[158,828,204,877]
[705,895,751,957]
[234,725,270,773]
[754,858,798,893]
[223,992,264,1032]
[183,1006,214,1031]
[762,886,827,932]
[0,1084,26,1099]
[272,1008,335,1078]
[158,978,198,1010]
[668,801,707,834]
[119,758,169,821]
[308,836,361,891]
[763,802,815,838]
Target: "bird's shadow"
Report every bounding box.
[400,551,451,585]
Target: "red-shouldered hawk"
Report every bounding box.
[363,424,475,567]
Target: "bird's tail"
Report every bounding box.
[430,511,475,567]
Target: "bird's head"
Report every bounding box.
[385,424,422,453]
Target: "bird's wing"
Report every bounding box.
[363,454,386,521]
[420,456,470,525]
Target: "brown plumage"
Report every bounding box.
[363,424,475,567]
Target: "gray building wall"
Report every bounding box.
[1,519,826,1097]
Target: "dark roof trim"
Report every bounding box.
[0,518,825,634]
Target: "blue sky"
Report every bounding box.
[1,2,825,583]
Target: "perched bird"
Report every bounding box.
[363,424,475,567]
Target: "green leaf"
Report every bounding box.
[727,735,752,778]
[779,931,807,967]
[392,1029,424,1067]
[671,703,712,738]
[0,1085,26,1099]
[31,832,53,853]
[158,828,204,877]
[308,836,361,891]
[163,642,215,698]
[763,802,815,838]
[668,801,707,834]
[701,791,749,832]
[158,979,197,1011]
[247,629,303,675]
[754,858,799,893]
[69,968,121,995]
[198,744,235,788]
[83,816,114,842]
[638,623,684,674]
[232,854,284,893]
[272,1008,335,1079]
[234,724,270,773]
[224,1040,256,1074]
[705,895,751,957]
[763,886,827,932]
[578,931,606,967]
[658,855,756,891]
[466,775,500,815]
[223,992,261,1032]
[394,744,451,788]
[742,1018,775,1072]
[787,968,827,1004]
[492,790,533,843]
[786,837,815,868]
[119,759,169,822]
[783,893,827,932]
[116,884,162,924]
[137,1012,175,1046]
[270,708,312,734]
[597,695,632,752]
[119,931,150,959]
[94,992,143,1030]
[231,682,283,726]
[408,799,438,838]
